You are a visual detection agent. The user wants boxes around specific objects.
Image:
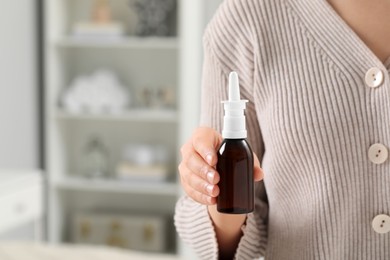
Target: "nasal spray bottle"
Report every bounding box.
[217,71,254,214]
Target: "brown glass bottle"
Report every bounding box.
[217,138,254,214]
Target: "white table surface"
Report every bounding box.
[0,242,180,260]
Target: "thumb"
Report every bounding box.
[253,152,264,182]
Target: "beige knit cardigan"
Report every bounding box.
[174,0,390,259]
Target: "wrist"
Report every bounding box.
[207,205,247,235]
[207,205,247,257]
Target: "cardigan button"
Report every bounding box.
[365,67,384,88]
[368,143,388,164]
[372,214,390,234]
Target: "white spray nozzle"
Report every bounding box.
[221,71,248,139]
[229,72,240,102]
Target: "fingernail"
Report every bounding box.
[206,184,214,195]
[207,171,215,183]
[206,154,213,165]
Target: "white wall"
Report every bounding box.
[0,0,38,168]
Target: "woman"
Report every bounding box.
[175,0,390,259]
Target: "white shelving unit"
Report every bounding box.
[55,177,178,196]
[44,0,218,258]
[55,109,178,122]
[56,37,179,49]
[44,0,185,256]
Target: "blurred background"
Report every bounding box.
[0,0,222,258]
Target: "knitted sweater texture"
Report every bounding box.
[175,0,390,259]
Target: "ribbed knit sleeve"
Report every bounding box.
[175,0,269,259]
[174,196,218,259]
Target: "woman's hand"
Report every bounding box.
[179,127,264,258]
[178,127,264,205]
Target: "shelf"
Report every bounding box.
[55,109,178,122]
[56,37,179,49]
[55,178,178,196]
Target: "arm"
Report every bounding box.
[175,47,268,259]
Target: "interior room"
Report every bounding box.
[0,0,222,259]
[3,0,389,259]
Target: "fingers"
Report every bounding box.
[184,152,220,184]
[181,167,219,197]
[178,127,223,205]
[184,183,217,205]
[253,152,264,182]
[180,167,219,205]
[191,127,222,166]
